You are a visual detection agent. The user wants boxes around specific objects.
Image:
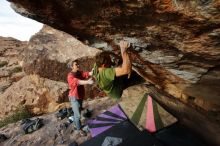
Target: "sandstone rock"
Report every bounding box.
[0,81,12,94]
[0,75,69,120]
[0,70,11,78]
[20,25,101,99]
[0,37,27,92]
[10,72,26,82]
[8,0,220,108]
[22,25,100,82]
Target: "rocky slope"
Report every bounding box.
[0,96,117,146]
[0,37,27,94]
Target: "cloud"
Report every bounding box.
[0,0,43,41]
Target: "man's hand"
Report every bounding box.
[119,40,130,54]
[78,78,94,85]
[87,78,94,85]
[89,68,94,76]
[115,40,131,77]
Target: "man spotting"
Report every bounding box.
[67,60,93,136]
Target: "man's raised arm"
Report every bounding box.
[115,40,131,77]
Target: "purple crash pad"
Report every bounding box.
[88,104,127,137]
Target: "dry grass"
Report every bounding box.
[0,106,32,128]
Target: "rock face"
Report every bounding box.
[5,0,220,145]
[22,25,101,102]
[8,0,220,106]
[0,37,27,93]
[22,25,100,81]
[0,75,69,120]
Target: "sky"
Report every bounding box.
[0,0,43,41]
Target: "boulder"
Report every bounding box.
[22,25,100,82]
[0,75,69,120]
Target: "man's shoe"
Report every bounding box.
[68,116,74,123]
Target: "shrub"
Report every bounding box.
[0,61,8,68]
[11,66,22,73]
[0,106,32,128]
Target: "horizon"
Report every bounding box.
[0,0,43,41]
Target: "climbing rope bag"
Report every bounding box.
[21,118,43,134]
[56,108,68,120]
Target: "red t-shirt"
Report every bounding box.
[67,71,89,100]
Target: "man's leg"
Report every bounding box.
[78,99,83,111]
[70,97,81,130]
